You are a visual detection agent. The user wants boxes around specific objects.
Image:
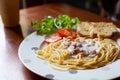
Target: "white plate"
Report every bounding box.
[18,28,120,80]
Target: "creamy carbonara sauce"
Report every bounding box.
[63,40,100,56]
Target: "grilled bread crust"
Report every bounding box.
[77,22,117,38]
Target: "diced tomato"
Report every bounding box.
[44,33,62,43]
[44,28,77,43]
[58,28,77,39]
[71,31,77,39]
[58,28,71,37]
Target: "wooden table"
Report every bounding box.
[0,3,120,80]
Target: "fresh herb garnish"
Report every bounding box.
[31,15,81,36]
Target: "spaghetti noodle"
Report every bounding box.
[36,37,120,70]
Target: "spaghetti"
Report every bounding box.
[36,37,120,70]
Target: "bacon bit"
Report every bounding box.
[63,40,100,56]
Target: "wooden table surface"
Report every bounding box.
[0,3,120,80]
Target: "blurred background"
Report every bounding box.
[19,0,100,14]
[19,0,120,22]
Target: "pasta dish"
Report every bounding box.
[36,37,120,70]
[32,15,120,70]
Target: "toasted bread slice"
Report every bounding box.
[90,22,117,38]
[77,22,117,38]
[76,22,93,37]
